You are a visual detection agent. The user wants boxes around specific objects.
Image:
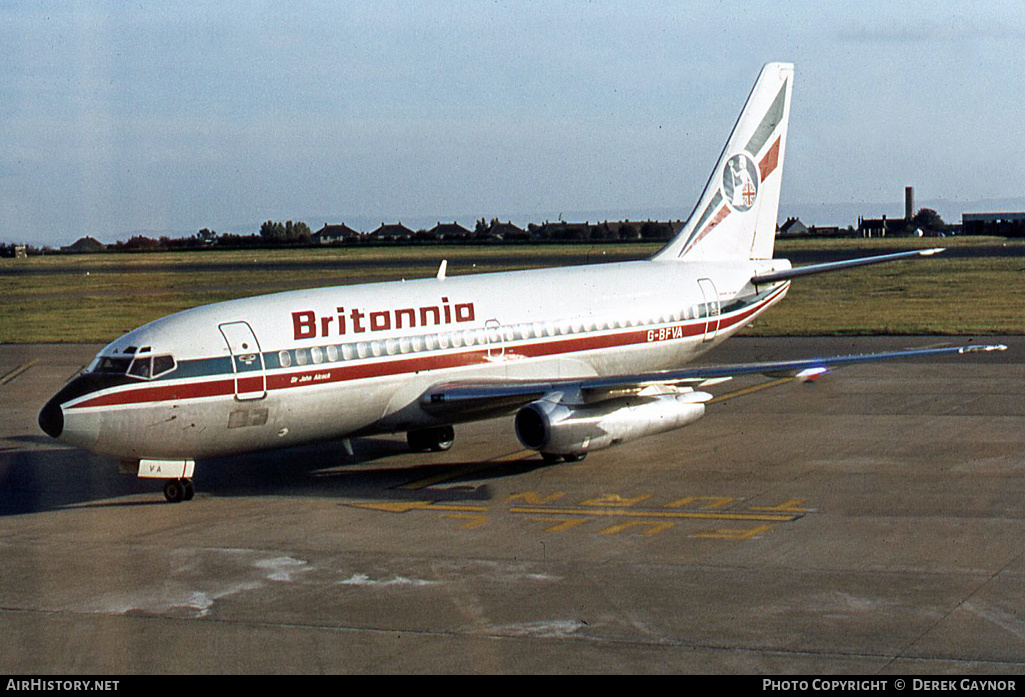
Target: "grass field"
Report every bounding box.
[1,240,1022,343]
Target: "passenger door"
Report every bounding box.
[485,319,505,360]
[218,321,267,400]
[697,278,721,342]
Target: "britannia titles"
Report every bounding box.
[291,297,476,341]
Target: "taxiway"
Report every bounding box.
[1,338,1023,673]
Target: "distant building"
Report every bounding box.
[429,222,471,240]
[370,222,415,240]
[486,221,527,240]
[612,221,642,240]
[807,225,843,237]
[638,221,678,240]
[313,223,360,244]
[533,222,591,241]
[962,213,1025,237]
[527,219,678,241]
[777,217,808,237]
[858,215,907,238]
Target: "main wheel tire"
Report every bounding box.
[429,425,455,452]
[407,425,455,452]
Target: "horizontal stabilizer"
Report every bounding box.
[752,248,944,285]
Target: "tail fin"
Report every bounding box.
[653,62,793,262]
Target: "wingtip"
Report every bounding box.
[960,344,1008,354]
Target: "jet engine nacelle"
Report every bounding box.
[514,392,709,457]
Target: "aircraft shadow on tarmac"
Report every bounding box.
[0,436,558,516]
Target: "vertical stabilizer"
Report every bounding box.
[653,62,793,262]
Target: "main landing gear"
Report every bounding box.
[163,478,195,503]
[407,425,455,452]
[541,452,587,464]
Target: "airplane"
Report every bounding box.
[38,62,1005,502]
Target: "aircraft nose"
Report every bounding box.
[38,395,64,438]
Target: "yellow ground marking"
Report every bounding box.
[707,376,792,404]
[0,360,37,386]
[580,493,652,507]
[444,514,489,530]
[665,496,737,509]
[599,521,675,536]
[748,499,809,513]
[504,491,567,505]
[694,524,775,540]
[346,501,489,514]
[527,517,591,533]
[491,449,536,462]
[508,506,799,523]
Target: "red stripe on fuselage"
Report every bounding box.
[69,284,788,410]
[70,377,236,409]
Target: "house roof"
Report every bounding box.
[372,223,415,238]
[430,222,470,237]
[313,223,360,240]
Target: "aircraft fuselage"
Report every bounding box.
[40,259,789,460]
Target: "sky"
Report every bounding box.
[3,0,1024,246]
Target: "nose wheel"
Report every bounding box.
[163,478,195,503]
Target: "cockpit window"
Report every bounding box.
[91,353,175,379]
[128,354,176,379]
[94,356,132,374]
[128,357,152,378]
[152,355,176,377]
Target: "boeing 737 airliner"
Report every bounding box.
[39,63,1005,502]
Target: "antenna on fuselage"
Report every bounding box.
[436,260,448,281]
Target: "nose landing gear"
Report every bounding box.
[122,459,197,503]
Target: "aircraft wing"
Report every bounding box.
[421,343,1006,420]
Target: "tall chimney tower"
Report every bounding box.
[905,186,914,220]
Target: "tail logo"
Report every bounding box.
[723,153,759,212]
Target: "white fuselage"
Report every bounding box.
[47,258,789,460]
